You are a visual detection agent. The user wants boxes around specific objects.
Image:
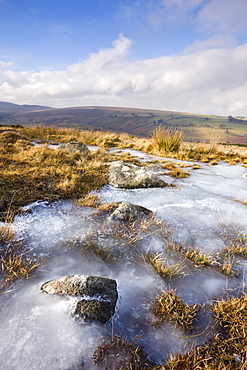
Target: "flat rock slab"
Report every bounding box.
[109,161,168,189]
[41,275,118,324]
[110,202,152,221]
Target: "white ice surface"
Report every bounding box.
[0,152,247,369]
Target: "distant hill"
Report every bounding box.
[0,101,52,113]
[0,102,246,144]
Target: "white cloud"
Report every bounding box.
[1,34,247,116]
[182,34,237,54]
[0,61,15,69]
[197,0,247,35]
[118,0,247,46]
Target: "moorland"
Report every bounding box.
[0,104,247,369]
[0,101,247,144]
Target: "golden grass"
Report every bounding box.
[92,335,151,369]
[161,161,190,178]
[0,141,108,221]
[167,242,239,276]
[220,234,247,258]
[168,243,214,267]
[144,252,185,280]
[96,202,120,212]
[214,232,247,276]
[165,168,190,178]
[147,126,183,155]
[76,194,101,208]
[177,142,247,164]
[0,224,39,287]
[164,295,247,370]
[217,256,237,277]
[152,290,198,330]
[183,248,214,267]
[110,216,171,245]
[8,125,247,166]
[1,125,247,227]
[0,131,27,144]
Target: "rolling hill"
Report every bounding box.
[0,101,246,144]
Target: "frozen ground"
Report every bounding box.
[0,149,247,369]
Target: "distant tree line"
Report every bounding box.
[228,116,247,124]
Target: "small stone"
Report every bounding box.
[59,141,89,157]
[110,202,152,221]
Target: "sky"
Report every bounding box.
[0,0,247,116]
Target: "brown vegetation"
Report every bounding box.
[152,290,198,330]
[144,252,185,280]
[147,126,183,154]
[163,294,247,370]
[93,335,151,369]
[0,130,109,221]
[0,224,39,289]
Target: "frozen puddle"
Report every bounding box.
[0,152,247,369]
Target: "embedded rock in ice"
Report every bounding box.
[59,141,89,157]
[41,275,118,324]
[109,161,168,189]
[74,299,116,324]
[110,201,152,221]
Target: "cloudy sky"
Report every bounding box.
[0,0,247,116]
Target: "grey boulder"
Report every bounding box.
[109,161,168,189]
[110,202,152,221]
[60,141,89,157]
[41,275,118,324]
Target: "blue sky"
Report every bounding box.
[1,0,247,116]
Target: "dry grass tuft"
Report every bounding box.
[161,161,190,178]
[148,126,183,155]
[96,202,120,212]
[92,335,151,369]
[217,256,237,276]
[111,216,171,245]
[153,290,198,330]
[165,295,247,369]
[168,243,214,267]
[0,224,39,286]
[0,131,27,144]
[213,232,247,276]
[212,295,247,342]
[183,247,214,267]
[164,168,190,178]
[220,233,247,258]
[144,252,185,280]
[76,194,101,208]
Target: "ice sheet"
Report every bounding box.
[0,152,246,369]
